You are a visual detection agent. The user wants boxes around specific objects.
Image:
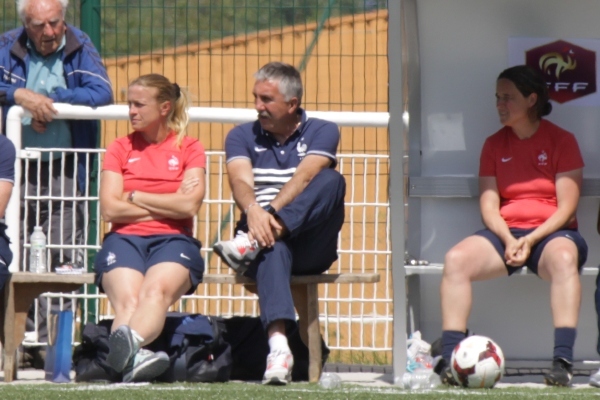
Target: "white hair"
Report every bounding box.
[17,0,68,22]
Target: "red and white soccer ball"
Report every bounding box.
[450,335,505,388]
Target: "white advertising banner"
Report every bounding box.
[509,37,600,106]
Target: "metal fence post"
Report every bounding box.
[389,0,408,385]
[79,0,102,326]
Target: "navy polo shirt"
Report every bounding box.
[225,108,340,206]
[0,135,15,184]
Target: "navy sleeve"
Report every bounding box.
[225,124,252,163]
[0,135,15,183]
[305,120,340,165]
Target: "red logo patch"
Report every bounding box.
[526,40,596,104]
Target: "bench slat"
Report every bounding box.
[9,272,95,284]
[404,264,598,276]
[203,273,380,285]
[409,176,600,198]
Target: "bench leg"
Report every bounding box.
[2,281,83,382]
[292,283,322,383]
[291,285,309,346]
[2,280,17,382]
[306,283,322,383]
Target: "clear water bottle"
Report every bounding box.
[29,226,47,273]
[319,372,342,389]
[401,368,440,390]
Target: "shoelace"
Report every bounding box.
[233,231,258,251]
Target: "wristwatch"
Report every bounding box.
[263,204,277,215]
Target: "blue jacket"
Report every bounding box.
[0,24,113,188]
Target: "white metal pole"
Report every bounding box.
[5,104,389,273]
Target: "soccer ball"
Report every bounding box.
[450,335,505,388]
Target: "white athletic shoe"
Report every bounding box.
[213,231,261,274]
[590,367,600,387]
[122,348,170,383]
[262,349,294,385]
[107,325,138,373]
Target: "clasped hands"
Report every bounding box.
[245,205,281,248]
[15,89,57,133]
[504,235,533,267]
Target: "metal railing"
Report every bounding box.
[6,104,392,355]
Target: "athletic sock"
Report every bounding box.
[268,332,290,354]
[130,328,145,348]
[553,327,576,363]
[442,330,467,363]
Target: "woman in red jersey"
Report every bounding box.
[435,65,587,388]
[94,74,206,383]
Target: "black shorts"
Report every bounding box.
[94,232,204,294]
[475,228,588,276]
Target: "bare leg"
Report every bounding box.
[441,235,507,332]
[102,267,145,331]
[128,262,192,345]
[537,238,581,328]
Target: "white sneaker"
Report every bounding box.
[590,367,600,387]
[213,231,261,274]
[122,348,170,383]
[262,349,294,385]
[107,325,138,373]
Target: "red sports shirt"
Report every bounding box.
[479,119,584,229]
[103,131,206,236]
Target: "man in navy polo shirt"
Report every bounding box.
[213,62,346,385]
[0,135,16,292]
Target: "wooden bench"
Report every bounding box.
[0,272,96,382]
[0,271,380,383]
[203,272,380,383]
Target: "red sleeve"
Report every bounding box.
[183,138,206,170]
[102,138,126,174]
[555,132,584,173]
[478,136,496,177]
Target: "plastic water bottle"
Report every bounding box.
[401,368,440,390]
[319,372,342,389]
[29,226,47,273]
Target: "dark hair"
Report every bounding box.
[497,65,552,119]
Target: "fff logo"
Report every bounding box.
[525,39,596,104]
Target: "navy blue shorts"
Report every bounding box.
[475,228,588,276]
[94,233,204,294]
[0,223,12,292]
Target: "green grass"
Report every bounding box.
[0,382,598,400]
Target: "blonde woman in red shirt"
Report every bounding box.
[94,74,206,383]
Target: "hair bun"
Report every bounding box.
[542,101,552,117]
[173,83,181,99]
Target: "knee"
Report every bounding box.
[315,169,346,196]
[138,283,167,303]
[443,247,470,280]
[548,249,579,277]
[111,293,139,315]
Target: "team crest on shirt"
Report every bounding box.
[168,155,180,171]
[106,252,116,266]
[297,140,307,159]
[537,150,548,166]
